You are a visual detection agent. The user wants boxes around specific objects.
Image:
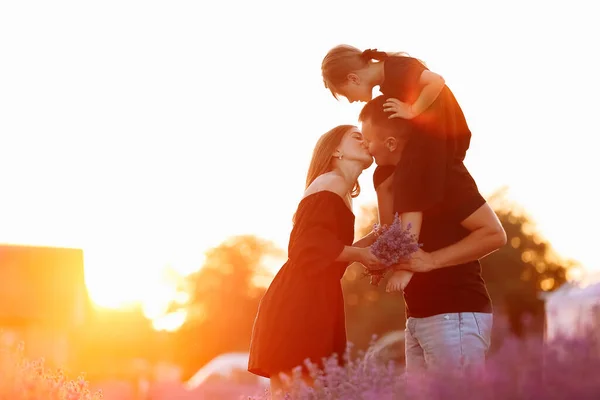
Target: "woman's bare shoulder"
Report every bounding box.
[304,172,347,198]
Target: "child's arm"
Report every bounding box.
[384,70,446,119]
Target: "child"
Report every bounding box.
[323,45,476,291]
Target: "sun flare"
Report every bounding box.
[83,249,201,331]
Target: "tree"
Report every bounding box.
[173,235,284,379]
[482,188,579,338]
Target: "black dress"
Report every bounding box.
[248,191,355,378]
[379,56,475,214]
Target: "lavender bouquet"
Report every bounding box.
[366,213,421,285]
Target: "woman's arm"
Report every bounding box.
[335,245,381,270]
[353,231,376,248]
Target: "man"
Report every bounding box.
[358,95,507,373]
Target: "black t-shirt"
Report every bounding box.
[373,164,492,318]
[379,56,472,160]
[379,56,474,214]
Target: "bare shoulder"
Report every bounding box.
[304,172,347,198]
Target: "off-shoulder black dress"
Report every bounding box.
[248,191,355,378]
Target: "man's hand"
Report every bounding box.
[390,249,437,273]
[404,248,437,273]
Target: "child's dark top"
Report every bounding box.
[379,56,473,213]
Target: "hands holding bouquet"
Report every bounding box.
[363,214,422,286]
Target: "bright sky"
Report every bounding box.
[1,1,598,319]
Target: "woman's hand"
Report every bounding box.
[357,247,384,270]
[383,98,415,119]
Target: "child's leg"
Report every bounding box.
[386,270,414,292]
[400,211,423,237]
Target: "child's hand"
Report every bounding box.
[386,270,413,292]
[383,98,414,119]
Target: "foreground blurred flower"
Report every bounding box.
[0,341,102,400]
[249,328,600,399]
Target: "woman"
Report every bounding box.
[248,125,380,397]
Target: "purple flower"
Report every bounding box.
[366,214,421,280]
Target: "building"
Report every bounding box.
[0,244,91,369]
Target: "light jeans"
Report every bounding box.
[405,312,493,373]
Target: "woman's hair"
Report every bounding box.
[305,124,361,198]
[321,44,419,99]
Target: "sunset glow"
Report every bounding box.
[1,0,598,334]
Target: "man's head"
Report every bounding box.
[358,95,413,166]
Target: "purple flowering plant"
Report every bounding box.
[365,213,421,284]
[0,340,103,400]
[249,324,600,400]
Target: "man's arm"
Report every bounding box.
[405,202,506,272]
[431,202,506,268]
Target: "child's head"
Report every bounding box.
[321,45,388,103]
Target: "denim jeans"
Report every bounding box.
[405,312,493,373]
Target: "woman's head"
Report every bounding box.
[321,45,389,103]
[305,125,373,198]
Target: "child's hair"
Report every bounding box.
[321,45,422,99]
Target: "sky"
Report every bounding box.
[1,0,598,315]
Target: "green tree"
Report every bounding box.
[482,188,579,338]
[173,235,284,379]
